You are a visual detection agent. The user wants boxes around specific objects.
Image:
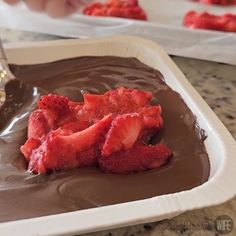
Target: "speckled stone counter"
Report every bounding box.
[1,28,236,236]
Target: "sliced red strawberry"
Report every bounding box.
[55,120,89,136]
[38,94,70,115]
[102,113,142,157]
[28,135,100,173]
[199,0,236,5]
[83,0,147,20]
[27,133,78,173]
[82,87,152,120]
[83,2,103,15]
[76,147,100,167]
[184,11,236,32]
[105,87,152,107]
[28,109,50,139]
[107,0,138,7]
[59,114,113,152]
[20,137,41,161]
[83,93,111,117]
[99,144,172,174]
[223,14,236,32]
[194,13,214,29]
[37,94,78,131]
[26,114,113,173]
[183,11,197,28]
[141,106,163,129]
[225,20,236,32]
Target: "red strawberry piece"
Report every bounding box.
[25,114,113,173]
[38,94,78,130]
[55,120,89,136]
[183,11,197,27]
[83,0,147,20]
[90,8,107,16]
[199,0,236,5]
[102,113,142,157]
[105,87,152,110]
[99,144,172,174]
[138,106,163,144]
[184,11,236,32]
[59,114,113,152]
[140,105,163,130]
[83,2,104,15]
[27,133,78,173]
[28,136,100,173]
[224,14,236,20]
[224,20,236,32]
[107,7,123,17]
[20,137,41,161]
[194,13,215,29]
[82,87,152,120]
[28,96,80,139]
[107,0,139,9]
[107,0,121,8]
[38,94,70,115]
[222,14,236,32]
[126,6,147,20]
[28,109,50,139]
[83,94,103,109]
[76,146,100,167]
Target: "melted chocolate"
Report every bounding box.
[0,56,210,222]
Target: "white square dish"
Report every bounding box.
[1,36,236,236]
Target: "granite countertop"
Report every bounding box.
[1,28,236,236]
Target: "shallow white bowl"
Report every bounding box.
[1,36,236,236]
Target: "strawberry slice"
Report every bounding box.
[141,106,163,129]
[35,94,79,132]
[225,20,236,32]
[99,144,172,174]
[28,136,100,173]
[198,0,236,5]
[38,94,70,115]
[107,0,138,7]
[82,87,152,121]
[58,114,113,152]
[83,0,147,20]
[104,87,152,111]
[55,120,89,136]
[184,11,236,32]
[26,114,113,173]
[102,113,142,157]
[20,137,41,161]
[38,94,77,125]
[183,10,197,28]
[27,109,50,139]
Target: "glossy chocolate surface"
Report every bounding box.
[0,56,210,222]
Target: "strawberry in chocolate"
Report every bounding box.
[183,11,236,33]
[26,115,113,173]
[83,0,147,20]
[99,144,172,174]
[21,87,172,174]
